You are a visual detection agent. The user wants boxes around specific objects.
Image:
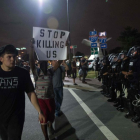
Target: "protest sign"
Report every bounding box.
[33,27,69,60]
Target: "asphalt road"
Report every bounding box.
[21,87,140,140]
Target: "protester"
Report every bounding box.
[93,58,96,71]
[18,59,24,68]
[0,44,45,140]
[71,56,77,85]
[81,56,88,83]
[67,60,72,78]
[95,57,100,78]
[66,60,71,77]
[51,60,69,117]
[30,39,64,140]
[79,58,82,80]
[23,61,30,73]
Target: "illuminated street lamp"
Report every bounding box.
[66,0,72,61]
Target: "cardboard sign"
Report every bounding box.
[33,27,69,60]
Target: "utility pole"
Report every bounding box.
[67,0,71,61]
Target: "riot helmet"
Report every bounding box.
[118,50,127,60]
[131,46,140,58]
[108,53,115,62]
[110,54,118,65]
[126,46,138,58]
[118,53,124,60]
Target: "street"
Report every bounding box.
[21,77,140,140]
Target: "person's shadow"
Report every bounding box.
[50,112,79,140]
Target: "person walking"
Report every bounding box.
[23,61,30,73]
[0,44,45,140]
[71,56,77,85]
[81,56,88,83]
[95,57,100,78]
[51,60,69,117]
[30,39,63,140]
[66,60,71,77]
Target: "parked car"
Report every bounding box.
[88,60,95,70]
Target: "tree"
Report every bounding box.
[117,26,140,51]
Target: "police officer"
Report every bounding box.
[102,54,116,98]
[107,54,119,102]
[122,46,140,121]
[114,51,129,111]
[117,51,129,111]
[95,57,100,78]
[99,56,109,95]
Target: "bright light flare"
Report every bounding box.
[38,0,48,7]
[43,4,53,14]
[47,17,59,29]
[39,0,43,7]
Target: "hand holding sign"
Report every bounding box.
[31,38,35,45]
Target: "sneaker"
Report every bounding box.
[47,122,55,135]
[74,83,77,85]
[48,126,55,135]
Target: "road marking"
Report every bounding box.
[68,89,119,140]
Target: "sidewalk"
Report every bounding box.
[63,77,102,92]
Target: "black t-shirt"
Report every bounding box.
[81,59,87,68]
[0,66,34,123]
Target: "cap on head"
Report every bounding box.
[0,44,18,56]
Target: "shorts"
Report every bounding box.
[72,70,76,78]
[38,98,55,125]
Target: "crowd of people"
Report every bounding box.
[65,56,90,85]
[97,46,140,128]
[2,40,140,140]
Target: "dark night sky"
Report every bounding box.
[0,0,140,55]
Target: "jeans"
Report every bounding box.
[0,114,24,140]
[53,87,63,116]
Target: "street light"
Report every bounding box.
[67,0,72,61]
